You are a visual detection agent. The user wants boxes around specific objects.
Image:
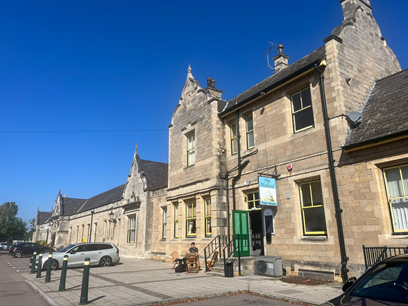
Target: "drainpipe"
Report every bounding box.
[314,64,349,283]
[233,110,242,211]
[89,210,94,242]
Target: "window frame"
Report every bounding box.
[383,164,408,233]
[174,204,179,238]
[204,198,212,238]
[230,121,238,155]
[245,114,254,149]
[291,86,314,133]
[186,202,197,238]
[299,180,327,236]
[245,192,260,210]
[162,206,167,239]
[187,132,196,166]
[127,215,136,243]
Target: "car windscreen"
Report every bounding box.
[58,245,77,253]
[350,262,408,303]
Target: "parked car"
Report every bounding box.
[9,242,54,258]
[0,242,9,250]
[29,243,120,270]
[323,254,408,305]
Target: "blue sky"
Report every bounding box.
[1,0,407,225]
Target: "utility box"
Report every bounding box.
[255,256,283,277]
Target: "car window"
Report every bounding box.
[86,244,99,251]
[71,245,87,252]
[22,243,30,248]
[351,262,408,303]
[99,244,113,250]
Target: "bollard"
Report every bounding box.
[79,257,91,305]
[45,253,53,282]
[31,252,37,274]
[59,255,69,291]
[36,254,43,278]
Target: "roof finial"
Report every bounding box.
[188,64,191,73]
[59,188,61,195]
[135,143,138,153]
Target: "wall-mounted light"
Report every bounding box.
[109,210,116,223]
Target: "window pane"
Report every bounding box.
[311,182,323,206]
[294,107,314,131]
[301,87,312,107]
[401,166,408,196]
[187,220,196,235]
[231,122,237,138]
[304,206,326,233]
[301,184,312,207]
[247,131,254,148]
[246,115,253,131]
[292,93,301,111]
[232,138,237,154]
[386,168,404,198]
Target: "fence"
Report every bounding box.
[362,245,408,270]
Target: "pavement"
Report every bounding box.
[17,257,342,306]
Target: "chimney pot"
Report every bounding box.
[273,43,289,73]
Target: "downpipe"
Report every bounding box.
[314,64,349,283]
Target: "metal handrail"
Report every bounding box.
[363,245,408,270]
[222,234,242,276]
[203,235,228,272]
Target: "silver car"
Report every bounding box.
[30,243,120,270]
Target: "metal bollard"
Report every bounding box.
[79,257,91,305]
[31,252,37,274]
[59,255,69,291]
[36,254,43,278]
[45,253,53,282]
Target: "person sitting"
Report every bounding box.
[188,242,199,256]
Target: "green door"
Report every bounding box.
[232,210,250,256]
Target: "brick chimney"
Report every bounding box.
[273,44,289,73]
[340,0,372,19]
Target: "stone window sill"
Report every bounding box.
[301,236,328,241]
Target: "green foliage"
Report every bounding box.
[37,240,47,246]
[25,218,36,241]
[0,202,27,241]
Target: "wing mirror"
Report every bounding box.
[342,277,357,292]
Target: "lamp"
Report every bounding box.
[109,210,116,223]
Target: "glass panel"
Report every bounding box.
[301,184,312,207]
[311,181,323,206]
[246,115,253,131]
[294,107,314,131]
[232,138,237,154]
[304,206,326,233]
[386,168,404,198]
[231,122,237,138]
[247,131,254,148]
[391,198,408,230]
[187,220,196,235]
[401,166,408,196]
[292,93,301,111]
[301,87,312,107]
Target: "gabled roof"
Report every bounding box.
[77,184,126,213]
[343,69,408,150]
[138,158,168,191]
[37,211,52,225]
[220,46,326,115]
[62,197,87,216]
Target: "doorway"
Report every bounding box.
[249,210,264,256]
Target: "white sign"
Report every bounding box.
[258,176,277,206]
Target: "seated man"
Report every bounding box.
[188,242,199,256]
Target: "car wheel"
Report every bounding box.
[99,256,112,267]
[14,251,23,258]
[43,259,59,270]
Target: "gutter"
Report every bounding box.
[314,63,349,283]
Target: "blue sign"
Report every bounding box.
[258,177,277,206]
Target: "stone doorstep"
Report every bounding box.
[206,257,256,276]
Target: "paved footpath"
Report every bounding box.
[22,257,342,306]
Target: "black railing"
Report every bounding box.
[363,245,408,270]
[203,235,228,272]
[222,234,249,276]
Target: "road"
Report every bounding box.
[0,249,48,306]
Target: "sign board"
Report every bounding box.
[258,176,277,206]
[263,208,274,234]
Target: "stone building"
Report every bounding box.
[150,0,407,281]
[34,146,168,258]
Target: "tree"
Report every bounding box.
[25,218,36,241]
[0,202,27,242]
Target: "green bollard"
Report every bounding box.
[79,257,91,305]
[45,253,53,282]
[31,252,37,274]
[59,255,69,291]
[36,254,43,278]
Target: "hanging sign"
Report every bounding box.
[258,176,277,206]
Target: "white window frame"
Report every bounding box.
[127,215,136,243]
[245,114,254,149]
[187,133,196,166]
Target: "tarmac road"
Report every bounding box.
[0,249,48,306]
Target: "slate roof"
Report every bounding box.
[343,69,408,150]
[138,158,168,191]
[77,184,126,213]
[61,197,87,216]
[37,211,52,225]
[220,46,326,115]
